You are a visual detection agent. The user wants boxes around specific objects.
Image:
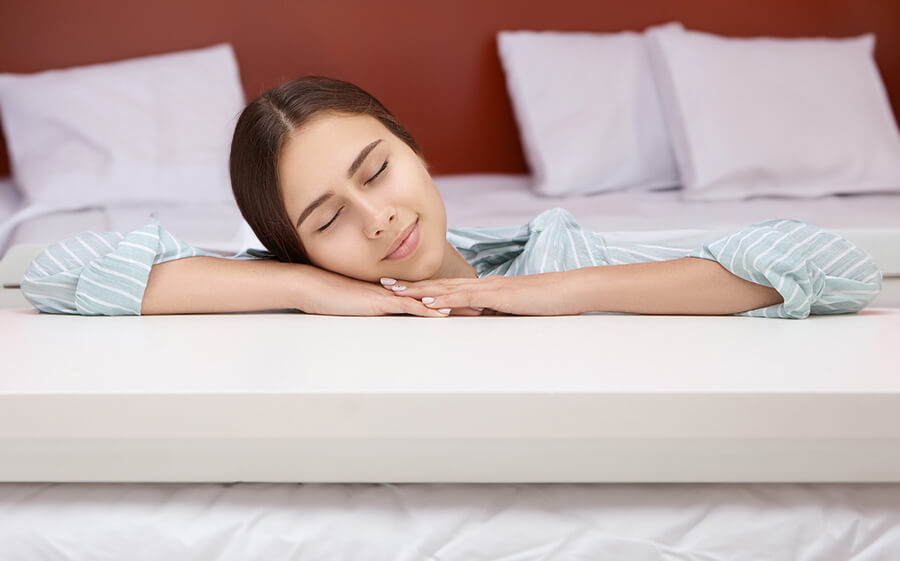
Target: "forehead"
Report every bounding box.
[279,113,386,183]
[279,114,389,170]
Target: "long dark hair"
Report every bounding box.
[229,76,422,263]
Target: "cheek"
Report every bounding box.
[306,233,363,270]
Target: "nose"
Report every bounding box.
[362,201,396,239]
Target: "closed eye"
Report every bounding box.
[365,160,388,184]
[318,160,389,233]
[318,207,342,232]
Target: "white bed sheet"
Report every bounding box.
[1,482,898,560]
[0,176,21,253]
[0,176,245,258]
[436,173,900,231]
[1,201,245,253]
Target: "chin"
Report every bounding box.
[406,245,444,280]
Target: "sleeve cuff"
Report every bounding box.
[74,220,225,315]
[688,219,882,319]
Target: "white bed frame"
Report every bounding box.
[2,307,898,483]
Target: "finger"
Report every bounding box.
[382,283,422,298]
[380,279,492,314]
[380,277,410,293]
[420,291,482,312]
[395,296,481,317]
[396,297,451,318]
[382,276,462,288]
[385,284,440,299]
[380,277,472,297]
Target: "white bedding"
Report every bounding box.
[436,174,900,275]
[2,481,899,560]
[3,307,899,483]
[0,176,20,252]
[438,174,900,230]
[0,178,244,255]
[3,174,900,559]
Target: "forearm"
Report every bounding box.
[569,257,784,315]
[142,256,313,315]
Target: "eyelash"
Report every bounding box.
[317,160,389,232]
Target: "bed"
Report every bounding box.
[2,172,900,558]
[3,1,900,559]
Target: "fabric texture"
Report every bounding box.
[21,222,233,315]
[496,27,680,196]
[645,25,900,201]
[22,208,882,319]
[0,43,244,208]
[4,481,900,561]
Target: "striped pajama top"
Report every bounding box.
[21,207,883,319]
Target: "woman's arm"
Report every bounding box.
[21,222,273,315]
[142,256,450,317]
[21,222,448,317]
[141,256,312,315]
[386,219,881,318]
[566,257,784,315]
[379,257,782,316]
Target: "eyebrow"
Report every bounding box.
[294,139,383,230]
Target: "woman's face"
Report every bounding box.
[278,112,448,282]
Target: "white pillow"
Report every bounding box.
[497,28,681,197]
[0,43,245,208]
[645,25,900,201]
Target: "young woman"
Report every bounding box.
[21,77,882,319]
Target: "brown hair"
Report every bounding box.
[229,76,422,263]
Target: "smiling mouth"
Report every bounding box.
[383,218,420,260]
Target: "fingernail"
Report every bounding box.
[422,297,435,304]
[438,308,451,315]
[391,285,406,292]
[471,306,484,311]
[380,278,396,286]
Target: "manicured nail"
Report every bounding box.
[380,278,396,286]
[438,308,451,315]
[422,297,435,304]
[391,285,406,291]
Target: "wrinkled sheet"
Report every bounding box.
[1,482,898,560]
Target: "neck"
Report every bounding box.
[432,240,478,279]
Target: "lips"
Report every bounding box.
[383,218,419,260]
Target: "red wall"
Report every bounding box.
[1,0,899,177]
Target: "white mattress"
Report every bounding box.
[2,481,899,560]
[3,307,900,483]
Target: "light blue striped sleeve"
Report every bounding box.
[450,210,882,319]
[21,221,261,315]
[685,218,883,319]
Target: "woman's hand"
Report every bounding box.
[298,267,452,317]
[379,273,583,316]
